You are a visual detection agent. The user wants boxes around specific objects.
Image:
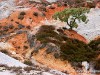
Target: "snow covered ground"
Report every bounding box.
[0,0,30,20]
[0,0,15,19]
[0,52,68,75]
[0,52,26,67]
[46,0,58,3]
[0,70,16,75]
[76,8,100,41]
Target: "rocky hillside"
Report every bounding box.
[0,0,100,75]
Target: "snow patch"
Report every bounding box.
[75,8,100,41]
[0,52,27,67]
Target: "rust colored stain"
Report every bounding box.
[64,30,88,43]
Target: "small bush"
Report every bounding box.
[3,26,9,31]
[54,53,60,59]
[18,24,25,29]
[15,22,19,24]
[11,19,14,21]
[18,12,26,20]
[1,50,8,54]
[60,39,96,62]
[33,12,38,17]
[24,67,33,72]
[24,60,33,66]
[38,7,47,12]
[49,6,55,9]
[23,46,28,49]
[94,59,100,70]
[18,15,24,20]
[11,67,22,73]
[57,3,62,7]
[63,3,67,6]
[46,47,53,54]
[86,2,95,8]
[20,12,26,15]
[8,25,14,29]
[89,38,100,51]
[16,31,23,34]
[26,26,31,29]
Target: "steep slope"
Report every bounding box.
[0,1,100,75]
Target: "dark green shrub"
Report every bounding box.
[24,60,33,66]
[89,38,100,51]
[36,25,97,62]
[60,39,96,62]
[57,3,62,7]
[36,25,63,43]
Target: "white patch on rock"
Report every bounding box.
[0,52,27,67]
[75,8,100,41]
[46,0,58,3]
[0,42,14,50]
[42,72,53,75]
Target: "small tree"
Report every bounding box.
[53,7,89,30]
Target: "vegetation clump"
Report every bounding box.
[18,15,24,20]
[20,12,26,15]
[18,12,26,20]
[36,25,97,62]
[33,12,39,17]
[18,24,25,29]
[94,59,100,70]
[24,60,33,66]
[8,25,14,29]
[89,38,100,51]
[1,50,9,54]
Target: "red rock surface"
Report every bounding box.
[0,3,88,52]
[64,30,88,43]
